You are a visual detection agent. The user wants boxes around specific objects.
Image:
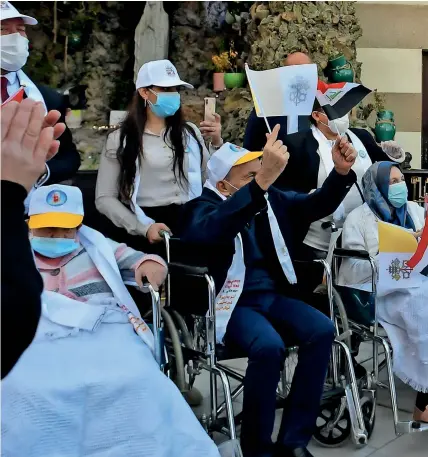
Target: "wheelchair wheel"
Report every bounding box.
[279,348,298,398]
[313,396,351,447]
[360,396,376,439]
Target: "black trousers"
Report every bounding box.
[98,203,183,260]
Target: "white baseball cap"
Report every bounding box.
[206,143,263,186]
[0,1,37,25]
[135,59,193,90]
[28,185,84,229]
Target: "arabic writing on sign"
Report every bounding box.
[225,279,241,289]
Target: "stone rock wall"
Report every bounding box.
[169,1,228,88]
[247,1,362,77]
[170,1,363,146]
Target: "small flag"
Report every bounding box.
[316,80,371,120]
[1,86,25,107]
[407,216,428,271]
[245,63,318,118]
[377,221,428,294]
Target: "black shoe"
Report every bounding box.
[274,446,314,457]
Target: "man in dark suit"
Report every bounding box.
[243,52,312,151]
[178,125,358,457]
[1,2,80,186]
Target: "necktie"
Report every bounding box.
[1,76,9,103]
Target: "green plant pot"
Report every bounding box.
[224,72,246,89]
[328,54,354,83]
[374,110,396,141]
[329,54,347,68]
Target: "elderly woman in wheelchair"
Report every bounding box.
[1,185,221,457]
[178,125,358,457]
[338,162,428,423]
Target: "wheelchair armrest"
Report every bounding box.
[168,262,209,277]
[333,248,370,260]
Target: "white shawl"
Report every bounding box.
[39,225,154,352]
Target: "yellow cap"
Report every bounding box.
[233,151,263,166]
[28,213,83,230]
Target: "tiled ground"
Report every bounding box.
[191,343,428,457]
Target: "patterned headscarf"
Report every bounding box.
[361,161,415,230]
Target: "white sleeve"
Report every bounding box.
[339,208,378,286]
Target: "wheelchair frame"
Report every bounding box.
[332,247,428,436]
[156,232,374,448]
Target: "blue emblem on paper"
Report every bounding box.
[46,190,67,207]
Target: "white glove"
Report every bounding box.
[380,140,405,163]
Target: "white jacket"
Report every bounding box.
[338,202,425,285]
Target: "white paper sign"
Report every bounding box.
[246,63,318,118]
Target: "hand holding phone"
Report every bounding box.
[204,97,216,122]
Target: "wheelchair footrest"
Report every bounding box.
[320,387,346,402]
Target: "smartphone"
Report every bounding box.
[204,97,216,122]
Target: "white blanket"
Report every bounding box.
[377,279,428,393]
[1,318,220,457]
[355,280,428,393]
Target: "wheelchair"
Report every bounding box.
[148,231,376,450]
[326,221,428,438]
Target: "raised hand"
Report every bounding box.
[255,124,290,191]
[1,99,59,193]
[332,135,357,175]
[200,113,223,147]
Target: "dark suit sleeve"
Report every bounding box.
[243,109,268,151]
[350,128,389,164]
[1,181,43,379]
[285,169,357,224]
[37,85,81,185]
[180,180,267,245]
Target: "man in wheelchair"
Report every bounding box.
[178,125,358,457]
[1,185,221,457]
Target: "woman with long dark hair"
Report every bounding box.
[96,60,223,253]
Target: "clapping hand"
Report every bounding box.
[332,135,357,175]
[1,99,63,193]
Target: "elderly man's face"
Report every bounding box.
[1,18,27,37]
[216,158,262,197]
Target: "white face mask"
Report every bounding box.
[1,33,29,72]
[319,114,350,136]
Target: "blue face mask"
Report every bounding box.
[388,182,408,208]
[31,237,80,258]
[148,89,181,118]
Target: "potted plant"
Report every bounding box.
[211,52,228,92]
[373,91,396,142]
[223,43,246,89]
[324,40,354,83]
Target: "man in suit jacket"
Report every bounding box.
[178,126,358,457]
[1,2,80,186]
[243,52,312,151]
[276,101,405,194]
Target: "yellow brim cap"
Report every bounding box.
[28,212,83,230]
[233,151,263,166]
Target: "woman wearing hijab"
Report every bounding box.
[96,60,223,255]
[339,161,427,422]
